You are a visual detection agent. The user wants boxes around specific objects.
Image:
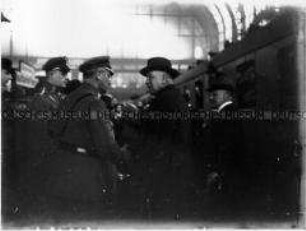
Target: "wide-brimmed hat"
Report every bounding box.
[79,56,114,76]
[42,57,70,74]
[139,57,180,79]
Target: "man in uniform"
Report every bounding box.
[40,56,129,216]
[18,57,70,208]
[25,57,70,158]
[1,58,22,219]
[2,58,15,187]
[31,57,70,111]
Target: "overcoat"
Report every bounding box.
[39,83,123,201]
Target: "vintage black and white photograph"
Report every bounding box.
[1,0,306,229]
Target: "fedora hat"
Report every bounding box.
[140,57,180,79]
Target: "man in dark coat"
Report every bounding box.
[25,57,70,160]
[1,58,38,219]
[31,57,70,111]
[140,57,186,143]
[206,75,244,199]
[2,58,16,187]
[39,56,129,214]
[138,57,190,215]
[18,57,70,206]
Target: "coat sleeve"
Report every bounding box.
[87,100,123,163]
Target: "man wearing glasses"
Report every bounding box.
[38,56,129,216]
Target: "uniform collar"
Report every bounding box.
[217,100,233,113]
[78,82,100,98]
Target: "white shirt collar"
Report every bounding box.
[217,100,233,113]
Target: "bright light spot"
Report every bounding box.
[35,70,46,77]
[194,46,203,59]
[116,77,123,87]
[66,72,72,81]
[259,20,269,27]
[2,0,191,59]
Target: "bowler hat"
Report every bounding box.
[140,57,180,79]
[1,58,16,74]
[207,83,234,92]
[79,56,113,75]
[207,73,234,92]
[42,57,70,74]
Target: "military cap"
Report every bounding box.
[1,58,16,74]
[207,72,234,92]
[140,57,180,79]
[42,57,70,74]
[79,56,113,75]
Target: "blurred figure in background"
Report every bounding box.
[112,103,125,147]
[1,58,16,187]
[1,58,14,98]
[1,58,29,219]
[206,74,244,201]
[33,75,48,96]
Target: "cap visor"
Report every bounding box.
[104,67,114,76]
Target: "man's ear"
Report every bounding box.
[48,70,55,78]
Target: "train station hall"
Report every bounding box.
[1,0,306,229]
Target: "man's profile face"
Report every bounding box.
[209,89,229,109]
[95,67,113,92]
[145,70,167,93]
[48,69,68,88]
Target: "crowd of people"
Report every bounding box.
[1,54,300,224]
